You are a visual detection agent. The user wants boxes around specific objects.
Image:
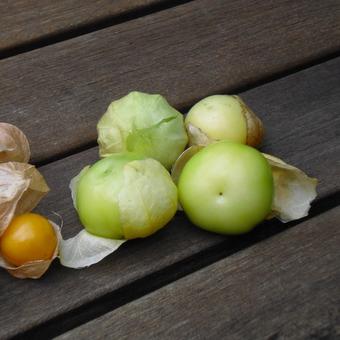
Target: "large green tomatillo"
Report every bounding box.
[97,91,188,170]
[74,153,178,239]
[178,141,274,235]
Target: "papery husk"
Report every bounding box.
[171,145,204,185]
[0,221,61,279]
[171,145,203,211]
[172,146,317,222]
[97,91,188,170]
[186,124,214,147]
[187,95,264,148]
[233,96,264,147]
[263,154,318,222]
[0,162,49,235]
[59,230,126,269]
[0,123,30,163]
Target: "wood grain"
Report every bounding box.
[58,206,340,340]
[0,0,339,164]
[0,0,169,53]
[0,57,339,339]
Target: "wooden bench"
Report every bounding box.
[0,1,339,338]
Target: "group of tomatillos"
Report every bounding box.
[0,92,317,278]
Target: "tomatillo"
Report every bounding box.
[178,141,274,234]
[74,153,178,239]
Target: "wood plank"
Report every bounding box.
[0,0,339,164]
[0,57,339,339]
[0,0,170,53]
[58,207,340,340]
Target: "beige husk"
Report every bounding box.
[186,96,264,148]
[263,154,318,222]
[0,123,30,163]
[0,162,50,236]
[233,96,264,147]
[171,145,204,185]
[186,123,214,147]
[0,221,61,279]
[171,146,317,222]
[0,124,58,279]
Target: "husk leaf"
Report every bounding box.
[97,91,188,169]
[263,154,318,222]
[59,230,126,269]
[233,96,264,147]
[187,123,214,147]
[171,145,204,185]
[0,162,49,235]
[118,159,178,239]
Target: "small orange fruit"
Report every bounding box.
[0,213,57,266]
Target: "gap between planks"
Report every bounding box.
[0,0,195,60]
[14,192,340,339]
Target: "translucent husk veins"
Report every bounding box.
[97,92,188,170]
[0,162,50,235]
[59,229,126,269]
[263,154,318,222]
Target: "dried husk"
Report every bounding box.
[263,154,318,222]
[187,95,264,148]
[0,221,61,279]
[59,230,126,269]
[0,123,30,163]
[172,146,317,222]
[186,123,214,147]
[171,145,204,185]
[234,96,264,147]
[171,146,205,211]
[0,162,50,235]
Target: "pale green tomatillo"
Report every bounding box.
[97,91,188,170]
[178,141,273,235]
[74,153,178,239]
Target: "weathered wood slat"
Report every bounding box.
[58,207,340,340]
[0,0,169,53]
[0,0,339,164]
[0,57,339,339]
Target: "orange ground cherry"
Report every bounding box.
[0,213,57,266]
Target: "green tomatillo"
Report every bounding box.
[74,153,178,239]
[178,141,274,234]
[97,91,188,170]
